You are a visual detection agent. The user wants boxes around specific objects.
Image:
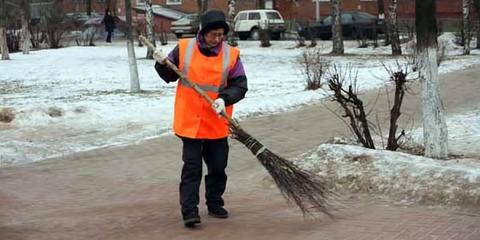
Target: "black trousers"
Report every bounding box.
[106,31,113,42]
[179,137,229,214]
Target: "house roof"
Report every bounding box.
[133,4,188,20]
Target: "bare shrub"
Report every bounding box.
[394,132,425,156]
[75,26,96,47]
[357,36,369,48]
[437,40,447,67]
[383,64,409,151]
[73,106,87,114]
[0,107,15,123]
[47,107,63,117]
[298,47,330,90]
[259,20,271,48]
[326,65,375,149]
[296,35,306,47]
[135,20,146,47]
[41,3,72,48]
[398,19,415,43]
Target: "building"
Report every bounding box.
[58,0,469,33]
[277,0,467,22]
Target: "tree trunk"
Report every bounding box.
[87,0,92,16]
[416,0,448,159]
[145,0,156,59]
[389,0,401,55]
[197,0,208,15]
[257,0,266,9]
[377,0,385,19]
[0,0,9,60]
[463,0,471,55]
[475,0,480,49]
[0,27,9,60]
[21,0,30,54]
[203,0,208,13]
[112,0,117,16]
[331,0,343,55]
[227,0,238,46]
[477,22,480,49]
[125,0,140,92]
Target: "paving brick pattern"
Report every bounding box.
[1,66,480,239]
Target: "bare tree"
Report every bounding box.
[388,0,401,55]
[87,0,92,16]
[43,3,69,49]
[125,0,140,92]
[385,67,407,151]
[259,20,271,47]
[377,0,387,44]
[105,0,117,16]
[145,0,156,59]
[327,66,375,149]
[20,0,30,54]
[475,0,480,49]
[257,0,266,9]
[331,0,343,55]
[463,0,471,55]
[298,48,330,90]
[227,0,238,46]
[197,0,208,15]
[416,0,448,159]
[0,0,10,60]
[377,0,385,19]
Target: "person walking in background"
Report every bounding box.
[102,9,116,43]
[154,10,248,228]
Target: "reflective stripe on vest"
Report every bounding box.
[174,38,239,139]
[180,38,231,93]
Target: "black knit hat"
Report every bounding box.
[199,10,230,35]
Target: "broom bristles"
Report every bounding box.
[230,125,334,217]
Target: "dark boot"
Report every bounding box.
[208,206,229,219]
[183,211,201,228]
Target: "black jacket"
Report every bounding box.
[103,15,116,32]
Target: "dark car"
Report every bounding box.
[170,13,199,38]
[298,11,385,40]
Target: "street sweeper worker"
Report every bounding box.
[154,9,248,228]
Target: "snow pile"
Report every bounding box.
[406,111,480,157]
[295,144,480,207]
[437,32,463,53]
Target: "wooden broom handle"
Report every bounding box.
[139,36,241,129]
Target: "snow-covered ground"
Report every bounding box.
[296,143,480,207]
[1,34,480,166]
[294,109,480,207]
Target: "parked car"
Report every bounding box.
[170,13,199,38]
[298,11,385,40]
[233,9,286,40]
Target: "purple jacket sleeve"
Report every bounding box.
[154,45,179,83]
[218,56,248,106]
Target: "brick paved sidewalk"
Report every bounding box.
[1,66,480,240]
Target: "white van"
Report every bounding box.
[233,9,286,40]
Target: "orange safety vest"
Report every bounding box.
[174,38,240,139]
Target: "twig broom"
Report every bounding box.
[139,36,333,216]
